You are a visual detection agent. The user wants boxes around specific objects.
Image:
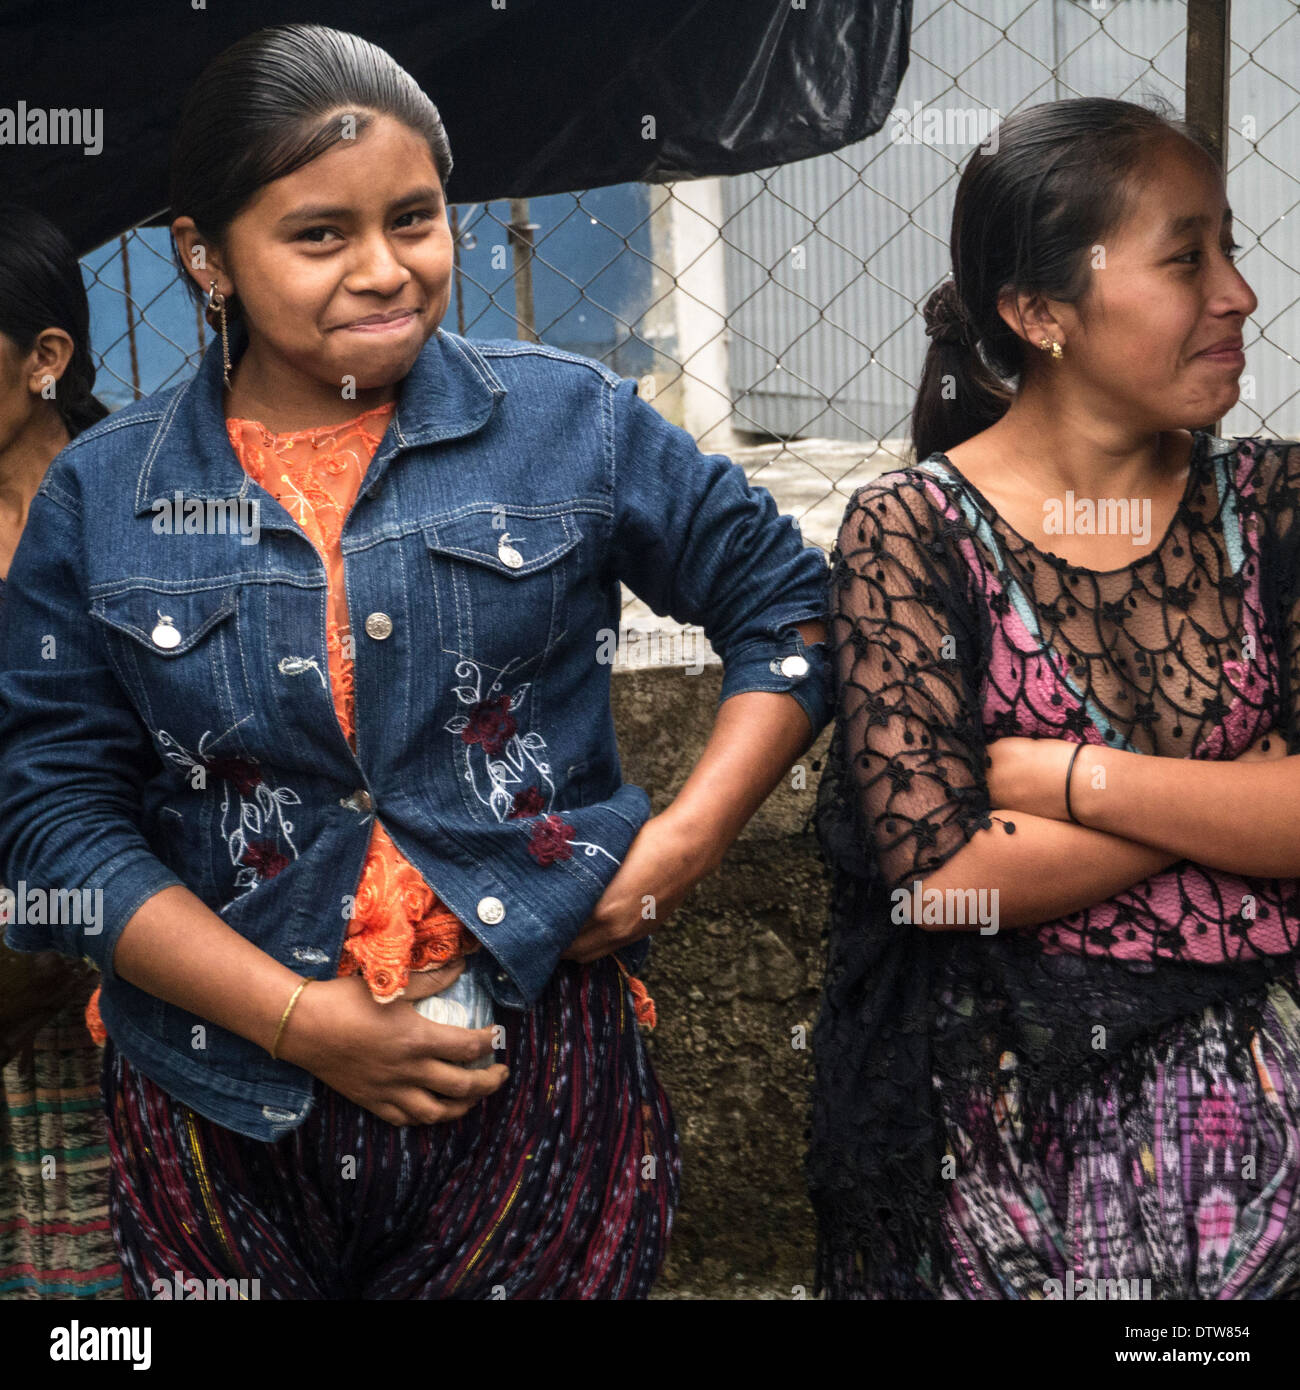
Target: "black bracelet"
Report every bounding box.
[1064,743,1085,823]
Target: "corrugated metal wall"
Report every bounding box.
[723,0,1300,443]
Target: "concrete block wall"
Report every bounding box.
[610,661,835,1299]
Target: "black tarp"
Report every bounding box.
[0,0,911,255]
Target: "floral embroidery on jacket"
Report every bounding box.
[153,728,301,901]
[239,840,290,879]
[461,693,517,758]
[444,657,552,822]
[508,785,546,819]
[202,756,262,798]
[443,657,618,864]
[83,729,302,1047]
[527,813,575,865]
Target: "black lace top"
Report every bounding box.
[808,431,1300,1296]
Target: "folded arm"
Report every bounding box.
[910,813,1180,931]
[1068,741,1300,878]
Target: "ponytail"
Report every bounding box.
[911,279,1010,464]
[57,337,109,437]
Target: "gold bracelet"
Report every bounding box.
[269,978,312,1060]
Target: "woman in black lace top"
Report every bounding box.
[809,97,1300,1299]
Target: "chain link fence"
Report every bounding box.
[78,0,1300,656]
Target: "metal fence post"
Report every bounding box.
[1186,0,1231,159]
[449,205,466,337]
[507,198,540,342]
[117,234,142,401]
[1185,0,1231,433]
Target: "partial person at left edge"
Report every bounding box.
[0,202,121,1300]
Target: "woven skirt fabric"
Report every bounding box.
[0,990,122,1299]
[936,980,1300,1299]
[102,957,679,1299]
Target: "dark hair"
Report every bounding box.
[911,97,1220,463]
[168,23,454,322]
[0,203,107,438]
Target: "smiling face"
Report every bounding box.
[185,111,453,409]
[1043,133,1258,430]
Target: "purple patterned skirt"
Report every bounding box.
[101,958,679,1299]
[936,980,1300,1298]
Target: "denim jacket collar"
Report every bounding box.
[132,318,506,518]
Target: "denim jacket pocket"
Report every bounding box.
[423,507,582,672]
[88,581,255,761]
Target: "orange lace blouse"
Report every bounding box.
[84,400,653,1044]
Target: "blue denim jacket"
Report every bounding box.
[0,321,831,1140]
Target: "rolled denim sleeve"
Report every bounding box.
[609,376,832,735]
[0,476,183,985]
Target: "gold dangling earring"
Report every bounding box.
[206,279,232,388]
[1051,339,1064,361]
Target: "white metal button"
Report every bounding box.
[779,654,810,679]
[477,896,505,924]
[497,533,524,568]
[364,612,393,640]
[352,789,372,812]
[151,617,181,649]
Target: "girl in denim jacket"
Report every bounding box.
[0,25,830,1299]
